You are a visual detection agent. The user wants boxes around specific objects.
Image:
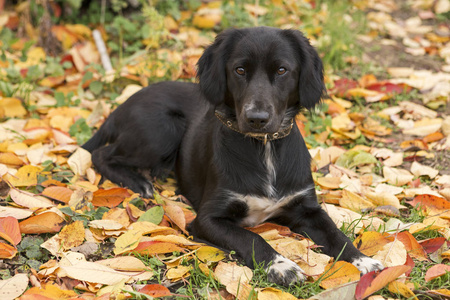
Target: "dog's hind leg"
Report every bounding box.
[91,144,154,198]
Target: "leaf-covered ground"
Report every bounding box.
[0,0,449,299]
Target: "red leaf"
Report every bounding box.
[139,284,172,297]
[332,78,359,97]
[425,264,450,282]
[355,265,412,300]
[404,255,415,277]
[92,188,130,208]
[419,237,447,254]
[366,82,412,95]
[0,216,21,245]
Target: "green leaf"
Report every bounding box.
[336,150,377,169]
[137,206,164,224]
[89,81,103,95]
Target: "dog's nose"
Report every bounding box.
[246,111,269,129]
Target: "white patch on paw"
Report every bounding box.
[267,254,305,286]
[352,256,384,274]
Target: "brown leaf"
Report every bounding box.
[407,194,450,215]
[419,237,447,254]
[355,265,412,300]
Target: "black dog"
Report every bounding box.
[83,27,383,286]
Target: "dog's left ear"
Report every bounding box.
[283,30,327,110]
[197,28,242,105]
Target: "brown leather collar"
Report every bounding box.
[215,110,294,144]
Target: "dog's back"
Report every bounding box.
[82,81,203,197]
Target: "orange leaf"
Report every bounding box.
[0,216,21,245]
[41,186,73,204]
[353,231,391,256]
[130,241,183,255]
[355,265,412,300]
[22,283,78,299]
[423,132,444,143]
[19,212,65,234]
[92,188,130,208]
[0,241,17,259]
[0,152,24,167]
[139,284,171,297]
[396,232,428,261]
[320,261,360,289]
[407,194,450,214]
[425,264,450,282]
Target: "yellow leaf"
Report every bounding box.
[0,98,27,117]
[388,281,418,300]
[383,166,414,186]
[365,191,406,209]
[320,261,360,289]
[59,220,85,250]
[114,221,177,255]
[340,189,375,212]
[192,13,222,29]
[59,261,134,285]
[197,246,226,262]
[166,265,190,280]
[257,287,297,300]
[316,176,341,189]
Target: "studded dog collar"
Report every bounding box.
[215,110,294,144]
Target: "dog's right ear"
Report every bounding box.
[197,29,240,105]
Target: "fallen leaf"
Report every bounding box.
[139,284,171,298]
[425,264,450,282]
[353,231,391,256]
[355,265,412,300]
[41,186,73,204]
[396,231,428,261]
[21,283,78,299]
[388,280,418,299]
[91,188,130,208]
[59,221,85,250]
[320,261,360,289]
[0,98,27,117]
[6,165,43,187]
[19,212,65,234]
[411,161,439,179]
[67,147,92,176]
[9,188,55,209]
[372,239,407,267]
[97,256,147,271]
[197,246,226,263]
[383,166,414,186]
[0,216,21,246]
[0,273,29,300]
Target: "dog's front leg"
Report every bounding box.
[190,214,305,286]
[281,202,384,274]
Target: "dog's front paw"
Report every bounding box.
[267,254,305,287]
[352,256,384,274]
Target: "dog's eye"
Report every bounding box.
[277,67,286,75]
[235,67,245,76]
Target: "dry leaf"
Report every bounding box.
[0,273,29,300]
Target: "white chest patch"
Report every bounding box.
[264,142,276,197]
[228,185,315,227]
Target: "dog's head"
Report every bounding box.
[197,27,326,135]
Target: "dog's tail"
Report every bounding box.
[82,118,116,152]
